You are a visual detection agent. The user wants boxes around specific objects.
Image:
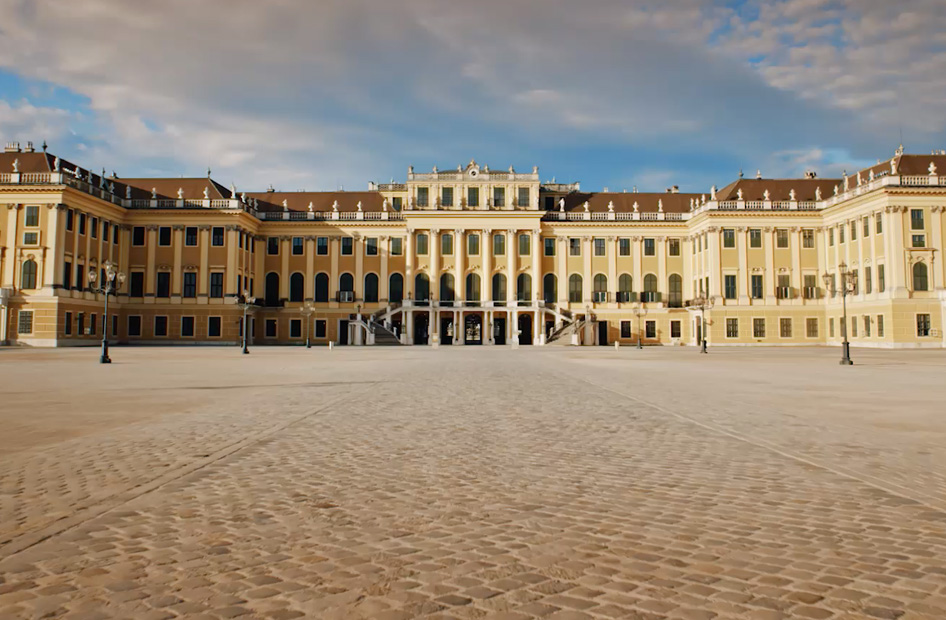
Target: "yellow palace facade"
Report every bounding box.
[1,141,945,349]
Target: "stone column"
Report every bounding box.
[888,207,907,296]
[354,233,364,302]
[930,207,944,290]
[657,237,667,304]
[430,229,440,343]
[582,235,592,303]
[482,228,492,305]
[507,229,517,305]
[225,226,238,295]
[607,236,617,302]
[405,231,414,300]
[280,236,290,300]
[147,225,159,296]
[379,235,389,301]
[43,205,65,288]
[455,229,465,304]
[329,237,340,301]
[763,227,775,303]
[791,227,802,303]
[632,235,643,302]
[172,225,184,296]
[531,228,541,342]
[305,236,315,300]
[1,206,18,287]
[197,226,210,296]
[708,227,721,299]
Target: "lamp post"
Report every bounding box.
[632,302,647,349]
[300,302,315,348]
[823,262,857,365]
[685,294,715,354]
[238,290,257,354]
[88,261,125,364]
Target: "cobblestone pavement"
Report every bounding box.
[1,346,945,620]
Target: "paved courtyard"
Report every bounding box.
[1,345,945,620]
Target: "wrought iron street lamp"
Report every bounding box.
[823,262,858,365]
[300,302,315,348]
[685,294,715,354]
[632,302,647,349]
[88,261,125,364]
[237,290,257,354]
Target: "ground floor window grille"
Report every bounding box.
[779,318,792,338]
[917,314,931,337]
[620,321,631,338]
[877,315,884,337]
[645,320,656,339]
[753,318,765,338]
[863,316,871,337]
[670,320,681,339]
[17,311,33,334]
[726,318,738,338]
[806,318,818,338]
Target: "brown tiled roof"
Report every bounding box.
[245,191,384,213]
[119,178,231,201]
[0,151,53,173]
[715,178,841,202]
[555,192,701,213]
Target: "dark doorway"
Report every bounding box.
[339,319,350,345]
[546,320,555,341]
[440,317,454,345]
[518,314,533,345]
[598,321,609,345]
[465,314,483,345]
[414,314,429,345]
[494,317,506,345]
[695,321,701,347]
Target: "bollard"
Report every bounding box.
[614,341,620,351]
[328,341,334,351]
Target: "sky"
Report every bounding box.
[1,0,945,194]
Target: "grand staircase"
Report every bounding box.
[370,321,402,346]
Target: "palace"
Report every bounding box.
[1,141,945,348]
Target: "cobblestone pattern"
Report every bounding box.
[1,348,945,620]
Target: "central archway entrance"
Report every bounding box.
[414,314,429,345]
[464,314,483,345]
[518,314,533,345]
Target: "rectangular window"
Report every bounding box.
[79,213,87,236]
[181,316,195,337]
[154,316,168,337]
[467,187,479,208]
[156,272,171,298]
[722,229,735,248]
[25,205,39,227]
[645,320,656,339]
[749,229,762,248]
[210,272,224,298]
[839,225,845,244]
[468,234,480,256]
[518,187,530,207]
[290,319,302,338]
[493,187,505,208]
[66,209,74,231]
[863,217,870,237]
[877,315,884,337]
[777,274,791,298]
[366,237,378,256]
[850,221,857,241]
[416,187,429,207]
[724,275,737,299]
[804,274,817,299]
[63,261,72,290]
[806,318,818,338]
[543,237,555,256]
[864,315,871,337]
[911,208,925,230]
[158,226,171,246]
[113,224,120,245]
[619,238,631,256]
[208,316,222,338]
[391,237,403,256]
[103,221,110,242]
[23,231,38,245]
[594,238,605,256]
[316,236,328,255]
[267,237,279,255]
[90,217,98,239]
[643,238,655,256]
[620,321,631,338]
[183,272,197,298]
[64,311,73,335]
[292,236,304,255]
[851,317,857,337]
[917,314,931,337]
[185,227,198,246]
[441,187,453,207]
[912,234,925,248]
[865,266,872,294]
[776,229,789,248]
[315,319,327,338]
[726,318,738,338]
[802,229,815,248]
[517,233,530,256]
[753,318,766,338]
[265,319,277,338]
[828,228,834,246]
[441,233,454,256]
[668,238,681,256]
[77,313,84,335]
[17,310,33,334]
[829,317,835,338]
[130,271,144,297]
[341,237,354,255]
[780,317,792,338]
[417,233,429,255]
[212,227,225,246]
[132,226,145,246]
[238,231,243,249]
[670,320,681,339]
[569,238,580,256]
[493,234,505,256]
[878,264,885,292]
[128,315,142,337]
[876,213,883,234]
[751,275,763,299]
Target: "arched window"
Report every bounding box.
[492,273,506,303]
[517,273,531,302]
[339,273,354,292]
[668,274,683,307]
[569,274,583,303]
[440,273,455,303]
[265,272,280,306]
[618,273,633,302]
[289,272,304,302]
[389,273,404,303]
[315,273,329,302]
[543,273,557,304]
[364,273,379,302]
[415,273,430,301]
[913,262,929,291]
[466,273,481,302]
[20,259,37,290]
[593,274,608,302]
[643,273,658,302]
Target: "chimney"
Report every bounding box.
[4,142,21,153]
[24,141,34,153]
[804,171,817,179]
